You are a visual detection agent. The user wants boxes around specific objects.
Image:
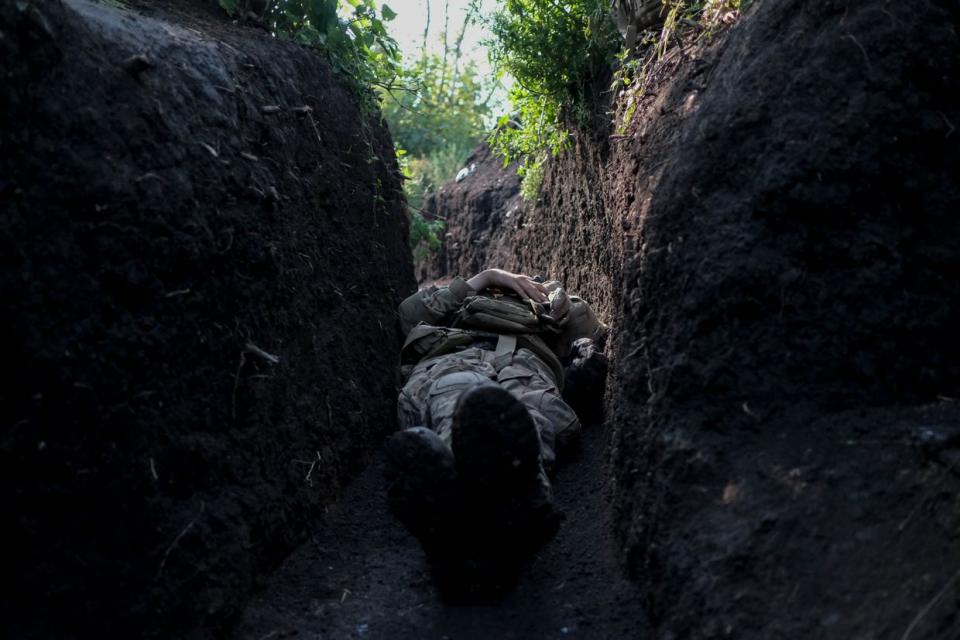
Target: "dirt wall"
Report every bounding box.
[420,0,960,636]
[610,0,960,636]
[0,0,415,636]
[419,137,618,323]
[417,144,522,284]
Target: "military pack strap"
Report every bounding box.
[452,294,561,335]
[401,324,566,390]
[401,323,500,365]
[493,334,518,371]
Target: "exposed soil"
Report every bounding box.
[233,419,649,640]
[419,140,617,322]
[608,0,960,636]
[420,0,960,637]
[0,0,413,636]
[418,144,523,285]
[6,0,960,636]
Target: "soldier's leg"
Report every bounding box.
[393,347,562,556]
[496,348,582,473]
[450,378,562,553]
[397,348,498,444]
[395,348,543,552]
[389,350,497,545]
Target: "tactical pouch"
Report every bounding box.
[401,324,496,365]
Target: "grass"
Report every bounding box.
[611,0,752,136]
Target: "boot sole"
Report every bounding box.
[384,428,458,542]
[451,386,541,493]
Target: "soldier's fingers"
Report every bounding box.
[511,277,534,300]
[518,277,547,302]
[503,278,529,299]
[510,278,529,297]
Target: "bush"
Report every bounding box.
[381,6,496,257]
[408,208,445,262]
[485,0,620,196]
[487,0,753,199]
[382,52,493,211]
[218,0,401,109]
[382,54,491,158]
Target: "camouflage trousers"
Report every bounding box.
[397,346,581,471]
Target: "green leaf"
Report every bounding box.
[381,4,396,21]
[217,0,238,16]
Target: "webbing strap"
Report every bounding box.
[493,334,518,371]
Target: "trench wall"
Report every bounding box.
[0,0,415,636]
[420,138,618,323]
[418,0,960,636]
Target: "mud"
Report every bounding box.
[0,0,413,636]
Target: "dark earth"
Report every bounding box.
[1,0,413,636]
[422,0,960,638]
[4,0,960,638]
[235,419,648,640]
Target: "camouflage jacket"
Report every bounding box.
[398,276,607,388]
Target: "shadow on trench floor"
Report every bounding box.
[232,421,650,639]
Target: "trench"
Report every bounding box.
[2,1,647,637]
[6,0,960,638]
[233,421,648,639]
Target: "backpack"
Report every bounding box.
[400,290,570,388]
[451,293,563,336]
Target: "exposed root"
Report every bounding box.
[245,342,281,365]
[155,500,206,580]
[841,33,873,72]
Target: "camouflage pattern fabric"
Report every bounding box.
[396,276,606,476]
[397,347,581,471]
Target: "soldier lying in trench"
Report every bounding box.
[386,268,608,575]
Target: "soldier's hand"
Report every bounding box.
[467,268,548,303]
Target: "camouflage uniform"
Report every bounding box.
[397,276,606,472]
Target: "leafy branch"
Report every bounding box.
[218,0,403,111]
[483,0,620,198]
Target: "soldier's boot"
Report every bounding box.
[451,385,561,548]
[384,427,459,546]
[452,384,541,491]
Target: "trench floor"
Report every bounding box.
[232,422,650,639]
